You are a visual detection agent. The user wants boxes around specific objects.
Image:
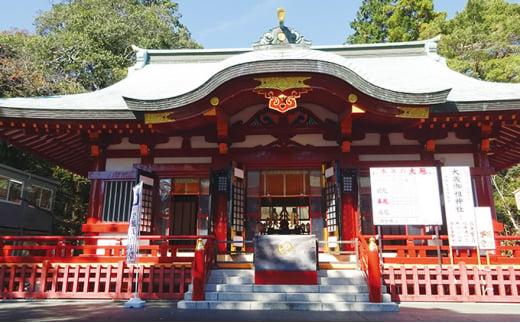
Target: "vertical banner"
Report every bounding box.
[369,167,443,225]
[475,207,496,251]
[126,181,143,264]
[441,167,477,247]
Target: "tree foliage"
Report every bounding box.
[348,0,520,233]
[0,0,199,235]
[34,0,200,91]
[347,0,440,44]
[436,0,520,82]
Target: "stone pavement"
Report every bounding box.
[0,300,519,322]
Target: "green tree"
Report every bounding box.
[34,0,200,91]
[0,0,199,235]
[436,0,520,82]
[492,166,520,234]
[347,0,393,44]
[347,0,440,44]
[0,31,82,97]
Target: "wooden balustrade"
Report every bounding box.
[0,235,211,264]
[383,264,520,303]
[0,261,191,300]
[362,234,520,265]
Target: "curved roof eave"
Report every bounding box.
[123,58,452,111]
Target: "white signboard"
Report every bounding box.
[126,181,143,264]
[369,167,443,225]
[475,207,496,251]
[441,167,477,247]
[514,188,520,211]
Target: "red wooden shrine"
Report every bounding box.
[1,14,520,303]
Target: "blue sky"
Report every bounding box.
[1,0,519,48]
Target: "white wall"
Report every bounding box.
[436,132,472,144]
[352,133,380,146]
[153,157,212,164]
[106,137,139,150]
[291,134,338,147]
[232,135,277,148]
[191,136,218,148]
[155,137,183,149]
[358,154,421,161]
[388,133,417,145]
[434,153,475,167]
[105,158,141,171]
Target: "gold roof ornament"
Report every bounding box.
[277,7,286,25]
[253,7,311,48]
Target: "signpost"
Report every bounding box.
[474,206,496,265]
[441,167,478,248]
[369,167,443,225]
[124,181,145,308]
[370,167,444,266]
[514,188,520,211]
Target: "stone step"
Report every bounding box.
[318,270,365,278]
[319,277,366,285]
[191,283,373,293]
[177,301,398,312]
[184,291,392,303]
[207,276,254,284]
[209,269,254,277]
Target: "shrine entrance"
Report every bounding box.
[257,170,314,236]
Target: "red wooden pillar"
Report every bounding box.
[191,238,206,301]
[367,237,382,303]
[341,192,357,251]
[86,142,106,223]
[214,192,228,254]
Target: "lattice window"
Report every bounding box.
[140,185,153,233]
[324,178,338,233]
[231,177,245,233]
[102,180,134,222]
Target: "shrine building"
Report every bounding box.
[0,10,519,307]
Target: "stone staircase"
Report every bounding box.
[177,269,398,311]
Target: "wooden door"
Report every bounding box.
[172,195,198,236]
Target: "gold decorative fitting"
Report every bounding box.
[210,96,220,107]
[195,238,205,251]
[396,106,430,119]
[253,76,312,114]
[144,111,175,124]
[368,237,378,252]
[277,7,285,23]
[347,93,358,103]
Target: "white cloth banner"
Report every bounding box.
[126,181,143,264]
[441,167,477,247]
[475,207,496,251]
[369,167,443,225]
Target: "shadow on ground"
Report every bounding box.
[0,300,519,322]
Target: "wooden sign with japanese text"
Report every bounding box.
[441,167,477,247]
[475,207,496,251]
[369,167,443,225]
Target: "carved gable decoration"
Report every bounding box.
[243,107,323,130]
[253,76,312,114]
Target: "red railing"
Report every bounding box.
[191,237,216,301]
[0,261,191,300]
[361,234,520,265]
[0,235,210,264]
[383,264,520,303]
[358,235,382,303]
[0,234,215,300]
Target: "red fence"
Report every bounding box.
[0,261,191,300]
[0,235,208,263]
[383,264,520,303]
[0,234,216,300]
[363,234,520,265]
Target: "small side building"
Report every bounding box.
[0,163,58,235]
